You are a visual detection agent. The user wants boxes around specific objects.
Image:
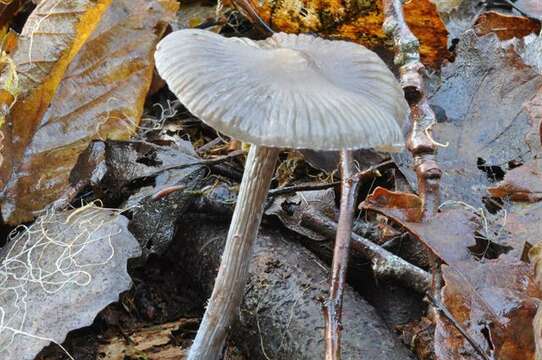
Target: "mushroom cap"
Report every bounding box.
[155,29,409,151]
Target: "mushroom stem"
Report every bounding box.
[188,145,280,360]
[324,150,360,360]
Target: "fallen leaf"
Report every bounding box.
[435,260,541,360]
[0,0,178,224]
[361,187,478,266]
[233,0,450,67]
[432,0,464,13]
[514,0,542,20]
[393,31,542,207]
[500,202,542,260]
[488,159,542,202]
[515,33,542,75]
[437,0,483,43]
[0,204,141,359]
[474,11,540,40]
[173,0,221,30]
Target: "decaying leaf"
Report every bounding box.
[488,159,542,202]
[362,186,542,359]
[474,11,540,40]
[514,0,542,20]
[361,187,478,266]
[173,0,221,30]
[97,318,197,360]
[0,0,178,224]
[232,0,450,67]
[0,204,141,359]
[516,33,542,79]
[432,0,464,14]
[435,260,541,360]
[436,0,483,44]
[394,31,542,207]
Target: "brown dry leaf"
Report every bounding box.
[435,260,541,360]
[0,0,178,223]
[474,11,541,40]
[233,0,450,67]
[361,187,478,266]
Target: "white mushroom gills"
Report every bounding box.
[154,29,409,360]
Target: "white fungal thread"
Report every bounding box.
[0,202,125,359]
[424,122,449,148]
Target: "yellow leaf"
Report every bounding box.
[236,0,450,67]
[0,0,178,223]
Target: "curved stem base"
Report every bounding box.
[188,145,280,360]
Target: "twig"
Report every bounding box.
[269,181,341,197]
[152,149,244,175]
[324,150,360,360]
[196,137,223,154]
[192,186,431,293]
[382,0,442,219]
[300,210,431,294]
[268,159,394,197]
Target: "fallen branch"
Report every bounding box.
[300,210,431,294]
[382,0,442,218]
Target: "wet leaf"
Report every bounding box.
[474,11,540,40]
[432,0,464,13]
[234,0,450,67]
[435,260,541,360]
[488,159,542,202]
[361,187,478,266]
[0,205,141,359]
[501,202,542,260]
[514,0,542,20]
[438,0,483,42]
[0,0,178,224]
[173,0,221,30]
[394,31,542,207]
[516,33,542,77]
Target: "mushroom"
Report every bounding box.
[154,29,408,360]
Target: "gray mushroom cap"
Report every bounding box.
[154,29,409,151]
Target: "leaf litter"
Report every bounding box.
[0,0,542,359]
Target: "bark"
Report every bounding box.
[174,214,415,360]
